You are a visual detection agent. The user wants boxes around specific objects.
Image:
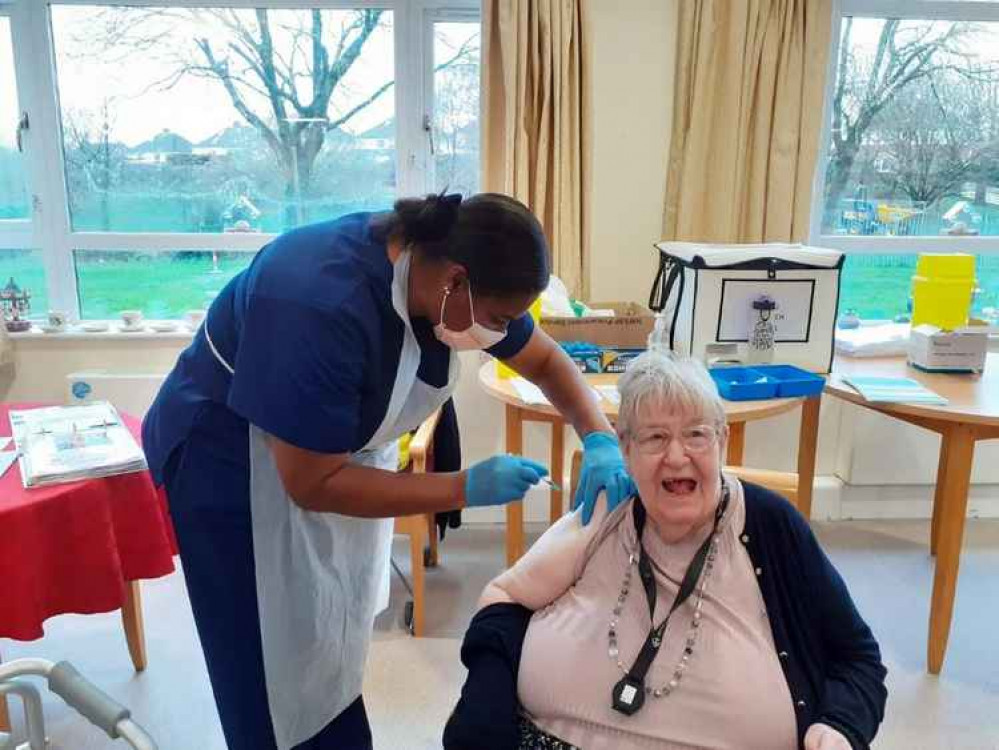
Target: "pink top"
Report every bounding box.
[480,478,797,750]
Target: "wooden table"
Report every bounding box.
[827,354,999,674]
[478,363,822,565]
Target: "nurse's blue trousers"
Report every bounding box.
[164,428,374,750]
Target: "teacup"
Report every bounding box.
[120,310,144,329]
[184,309,207,330]
[47,310,69,330]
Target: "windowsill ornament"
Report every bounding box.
[1,277,31,333]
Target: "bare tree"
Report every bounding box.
[63,99,122,230]
[84,8,475,226]
[826,18,987,207]
[870,75,989,207]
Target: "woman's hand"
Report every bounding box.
[804,723,852,750]
[573,432,635,524]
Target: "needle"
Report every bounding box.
[540,476,562,491]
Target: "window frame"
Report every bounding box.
[5,0,479,317]
[809,0,999,256]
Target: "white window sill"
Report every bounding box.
[7,322,196,341]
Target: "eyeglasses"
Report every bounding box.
[629,425,720,456]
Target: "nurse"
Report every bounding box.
[142,192,632,750]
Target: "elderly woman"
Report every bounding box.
[444,352,886,750]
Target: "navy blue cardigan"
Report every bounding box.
[443,482,888,750]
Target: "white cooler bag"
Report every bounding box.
[649,243,844,373]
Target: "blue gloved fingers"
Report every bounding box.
[516,458,549,477]
[516,466,548,485]
[604,474,623,511]
[580,473,601,525]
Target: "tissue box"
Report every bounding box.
[908,324,988,373]
[559,342,603,373]
[600,348,645,374]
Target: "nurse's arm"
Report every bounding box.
[502,327,614,438]
[268,438,466,517]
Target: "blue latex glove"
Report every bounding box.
[573,432,635,525]
[465,455,549,507]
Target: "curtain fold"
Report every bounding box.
[662,0,833,243]
[482,0,591,298]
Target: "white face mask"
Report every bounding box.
[434,285,507,351]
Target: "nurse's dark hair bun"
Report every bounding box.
[393,192,462,243]
[374,191,550,297]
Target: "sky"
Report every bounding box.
[1,6,477,154]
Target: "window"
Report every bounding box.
[812,1,999,323]
[7,0,481,321]
[431,18,480,195]
[0,16,29,221]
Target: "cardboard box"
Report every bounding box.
[908,324,988,373]
[541,302,655,348]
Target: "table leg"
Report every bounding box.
[796,396,821,520]
[0,648,9,732]
[550,419,565,524]
[506,405,525,567]
[121,580,148,672]
[409,517,426,637]
[930,435,952,557]
[727,422,745,465]
[928,425,975,674]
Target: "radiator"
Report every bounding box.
[65,371,167,418]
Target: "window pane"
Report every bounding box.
[433,21,480,196]
[0,249,48,319]
[51,6,395,234]
[839,254,999,323]
[0,17,30,220]
[819,18,999,237]
[75,250,253,318]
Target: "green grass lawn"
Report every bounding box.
[2,249,997,324]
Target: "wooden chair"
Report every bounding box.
[392,408,442,637]
[569,450,799,511]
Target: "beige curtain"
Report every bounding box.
[662,0,833,243]
[481,0,591,298]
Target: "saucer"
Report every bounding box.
[80,321,110,333]
[41,324,67,334]
[149,321,178,333]
[118,323,147,333]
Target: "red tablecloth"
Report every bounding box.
[0,403,177,641]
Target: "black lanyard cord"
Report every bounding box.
[612,482,730,716]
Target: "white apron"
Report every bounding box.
[211,251,458,749]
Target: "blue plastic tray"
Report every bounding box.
[750,365,826,397]
[709,367,778,401]
[709,364,825,400]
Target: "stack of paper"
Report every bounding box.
[9,402,147,488]
[842,376,948,406]
[508,378,603,406]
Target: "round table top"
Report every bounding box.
[0,402,176,641]
[827,353,999,426]
[477,362,804,423]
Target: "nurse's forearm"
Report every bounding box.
[310,464,467,517]
[269,435,467,516]
[506,329,613,439]
[533,347,613,438]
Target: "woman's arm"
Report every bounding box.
[796,517,888,749]
[268,437,466,516]
[501,327,614,439]
[479,493,611,609]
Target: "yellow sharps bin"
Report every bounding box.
[910,253,976,330]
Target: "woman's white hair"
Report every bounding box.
[616,350,725,436]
